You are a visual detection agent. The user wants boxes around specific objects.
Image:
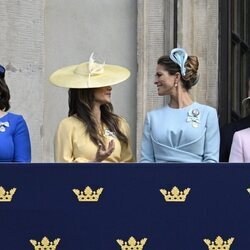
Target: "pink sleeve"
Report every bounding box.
[229,132,244,162]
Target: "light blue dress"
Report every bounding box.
[140,102,220,163]
[0,112,31,162]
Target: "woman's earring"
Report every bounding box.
[175,83,178,87]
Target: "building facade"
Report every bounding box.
[0,0,249,162]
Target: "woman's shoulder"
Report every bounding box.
[3,112,26,123]
[0,113,29,132]
[117,116,130,129]
[58,116,83,126]
[144,103,218,121]
[195,102,216,110]
[235,127,250,137]
[147,106,167,116]
[116,116,131,133]
[194,103,218,115]
[118,116,129,124]
[5,112,22,118]
[57,116,86,132]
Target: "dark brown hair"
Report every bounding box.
[157,54,199,90]
[0,75,10,111]
[68,88,128,146]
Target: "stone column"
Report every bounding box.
[177,0,219,108]
[137,0,175,159]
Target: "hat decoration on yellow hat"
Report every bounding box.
[49,53,130,89]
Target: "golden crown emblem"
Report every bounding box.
[0,186,16,202]
[203,236,234,250]
[116,236,147,250]
[30,236,60,250]
[72,186,103,202]
[160,186,190,202]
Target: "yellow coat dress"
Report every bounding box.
[54,116,134,163]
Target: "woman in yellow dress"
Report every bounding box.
[49,54,133,163]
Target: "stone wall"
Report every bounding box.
[0,0,219,162]
[0,0,137,162]
[0,0,45,162]
[178,0,219,108]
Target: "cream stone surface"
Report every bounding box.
[0,0,219,162]
[136,0,175,159]
[1,0,137,162]
[178,0,219,108]
[0,0,45,162]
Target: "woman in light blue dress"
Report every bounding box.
[140,48,220,163]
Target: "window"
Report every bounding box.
[219,0,250,125]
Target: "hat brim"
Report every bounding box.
[49,63,130,89]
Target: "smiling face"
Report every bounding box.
[154,64,177,96]
[93,86,112,105]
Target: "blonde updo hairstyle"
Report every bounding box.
[157,54,199,90]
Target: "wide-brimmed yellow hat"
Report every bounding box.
[49,53,130,88]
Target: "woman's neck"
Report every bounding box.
[0,110,6,118]
[169,92,193,109]
[92,104,101,124]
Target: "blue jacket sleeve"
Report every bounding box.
[13,116,31,162]
[140,113,155,162]
[203,108,220,162]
